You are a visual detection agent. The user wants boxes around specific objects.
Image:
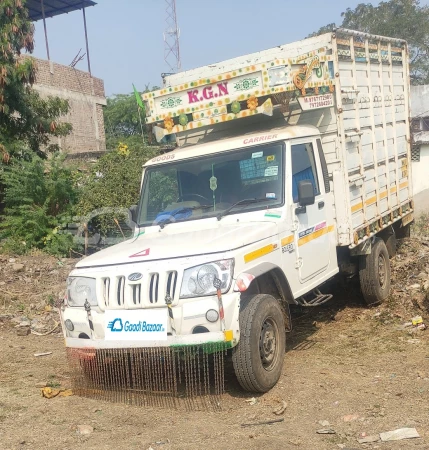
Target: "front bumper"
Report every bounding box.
[61,292,241,349]
[65,330,233,349]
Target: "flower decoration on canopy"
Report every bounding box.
[247,96,258,111]
[164,116,174,132]
[231,100,241,114]
[178,113,188,126]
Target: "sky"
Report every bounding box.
[31,0,425,96]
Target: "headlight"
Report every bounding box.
[180,259,234,299]
[67,277,98,307]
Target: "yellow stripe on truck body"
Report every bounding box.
[298,225,335,247]
[244,243,278,263]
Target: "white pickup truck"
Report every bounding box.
[61,29,413,394]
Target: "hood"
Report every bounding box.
[76,219,278,268]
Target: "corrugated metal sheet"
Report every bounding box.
[27,0,96,21]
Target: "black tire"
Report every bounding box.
[359,238,391,306]
[379,226,396,258]
[384,233,396,258]
[232,294,286,393]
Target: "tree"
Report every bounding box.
[0,0,35,109]
[104,86,159,150]
[2,90,73,157]
[309,0,429,84]
[308,23,336,38]
[0,0,72,158]
[104,94,143,146]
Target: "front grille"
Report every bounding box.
[100,270,180,309]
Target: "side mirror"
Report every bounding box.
[129,205,138,223]
[297,180,315,207]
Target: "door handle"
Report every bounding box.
[318,201,325,209]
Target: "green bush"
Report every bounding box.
[0,153,79,256]
[76,144,158,235]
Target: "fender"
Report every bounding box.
[235,262,295,331]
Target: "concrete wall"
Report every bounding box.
[28,57,107,155]
[411,85,429,117]
[412,145,429,215]
[413,188,429,215]
[410,86,429,214]
[412,145,429,195]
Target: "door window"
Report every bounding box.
[291,142,320,202]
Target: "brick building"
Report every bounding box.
[29,56,107,156]
[25,0,106,157]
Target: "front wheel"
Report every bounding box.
[359,238,391,306]
[232,294,286,392]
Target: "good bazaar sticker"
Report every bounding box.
[105,309,168,340]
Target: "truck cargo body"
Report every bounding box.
[145,29,413,249]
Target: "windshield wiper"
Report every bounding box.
[216,198,275,221]
[156,205,213,228]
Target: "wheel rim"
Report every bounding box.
[259,317,280,371]
[378,253,387,288]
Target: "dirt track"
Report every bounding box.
[1,237,429,450]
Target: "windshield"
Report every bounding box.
[137,142,284,227]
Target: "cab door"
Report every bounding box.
[290,139,330,282]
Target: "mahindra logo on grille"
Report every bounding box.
[128,272,143,282]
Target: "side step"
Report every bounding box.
[296,289,333,307]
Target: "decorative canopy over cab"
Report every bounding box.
[143,46,336,143]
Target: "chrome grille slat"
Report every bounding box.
[117,276,125,306]
[102,278,110,307]
[157,272,168,304]
[131,283,142,305]
[155,275,159,302]
[166,271,178,298]
[149,273,159,303]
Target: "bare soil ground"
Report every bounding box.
[1,233,429,450]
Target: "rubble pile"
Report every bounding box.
[0,255,77,335]
[390,236,429,314]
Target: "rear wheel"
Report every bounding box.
[232,294,286,392]
[379,226,396,258]
[384,233,397,258]
[359,238,391,306]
